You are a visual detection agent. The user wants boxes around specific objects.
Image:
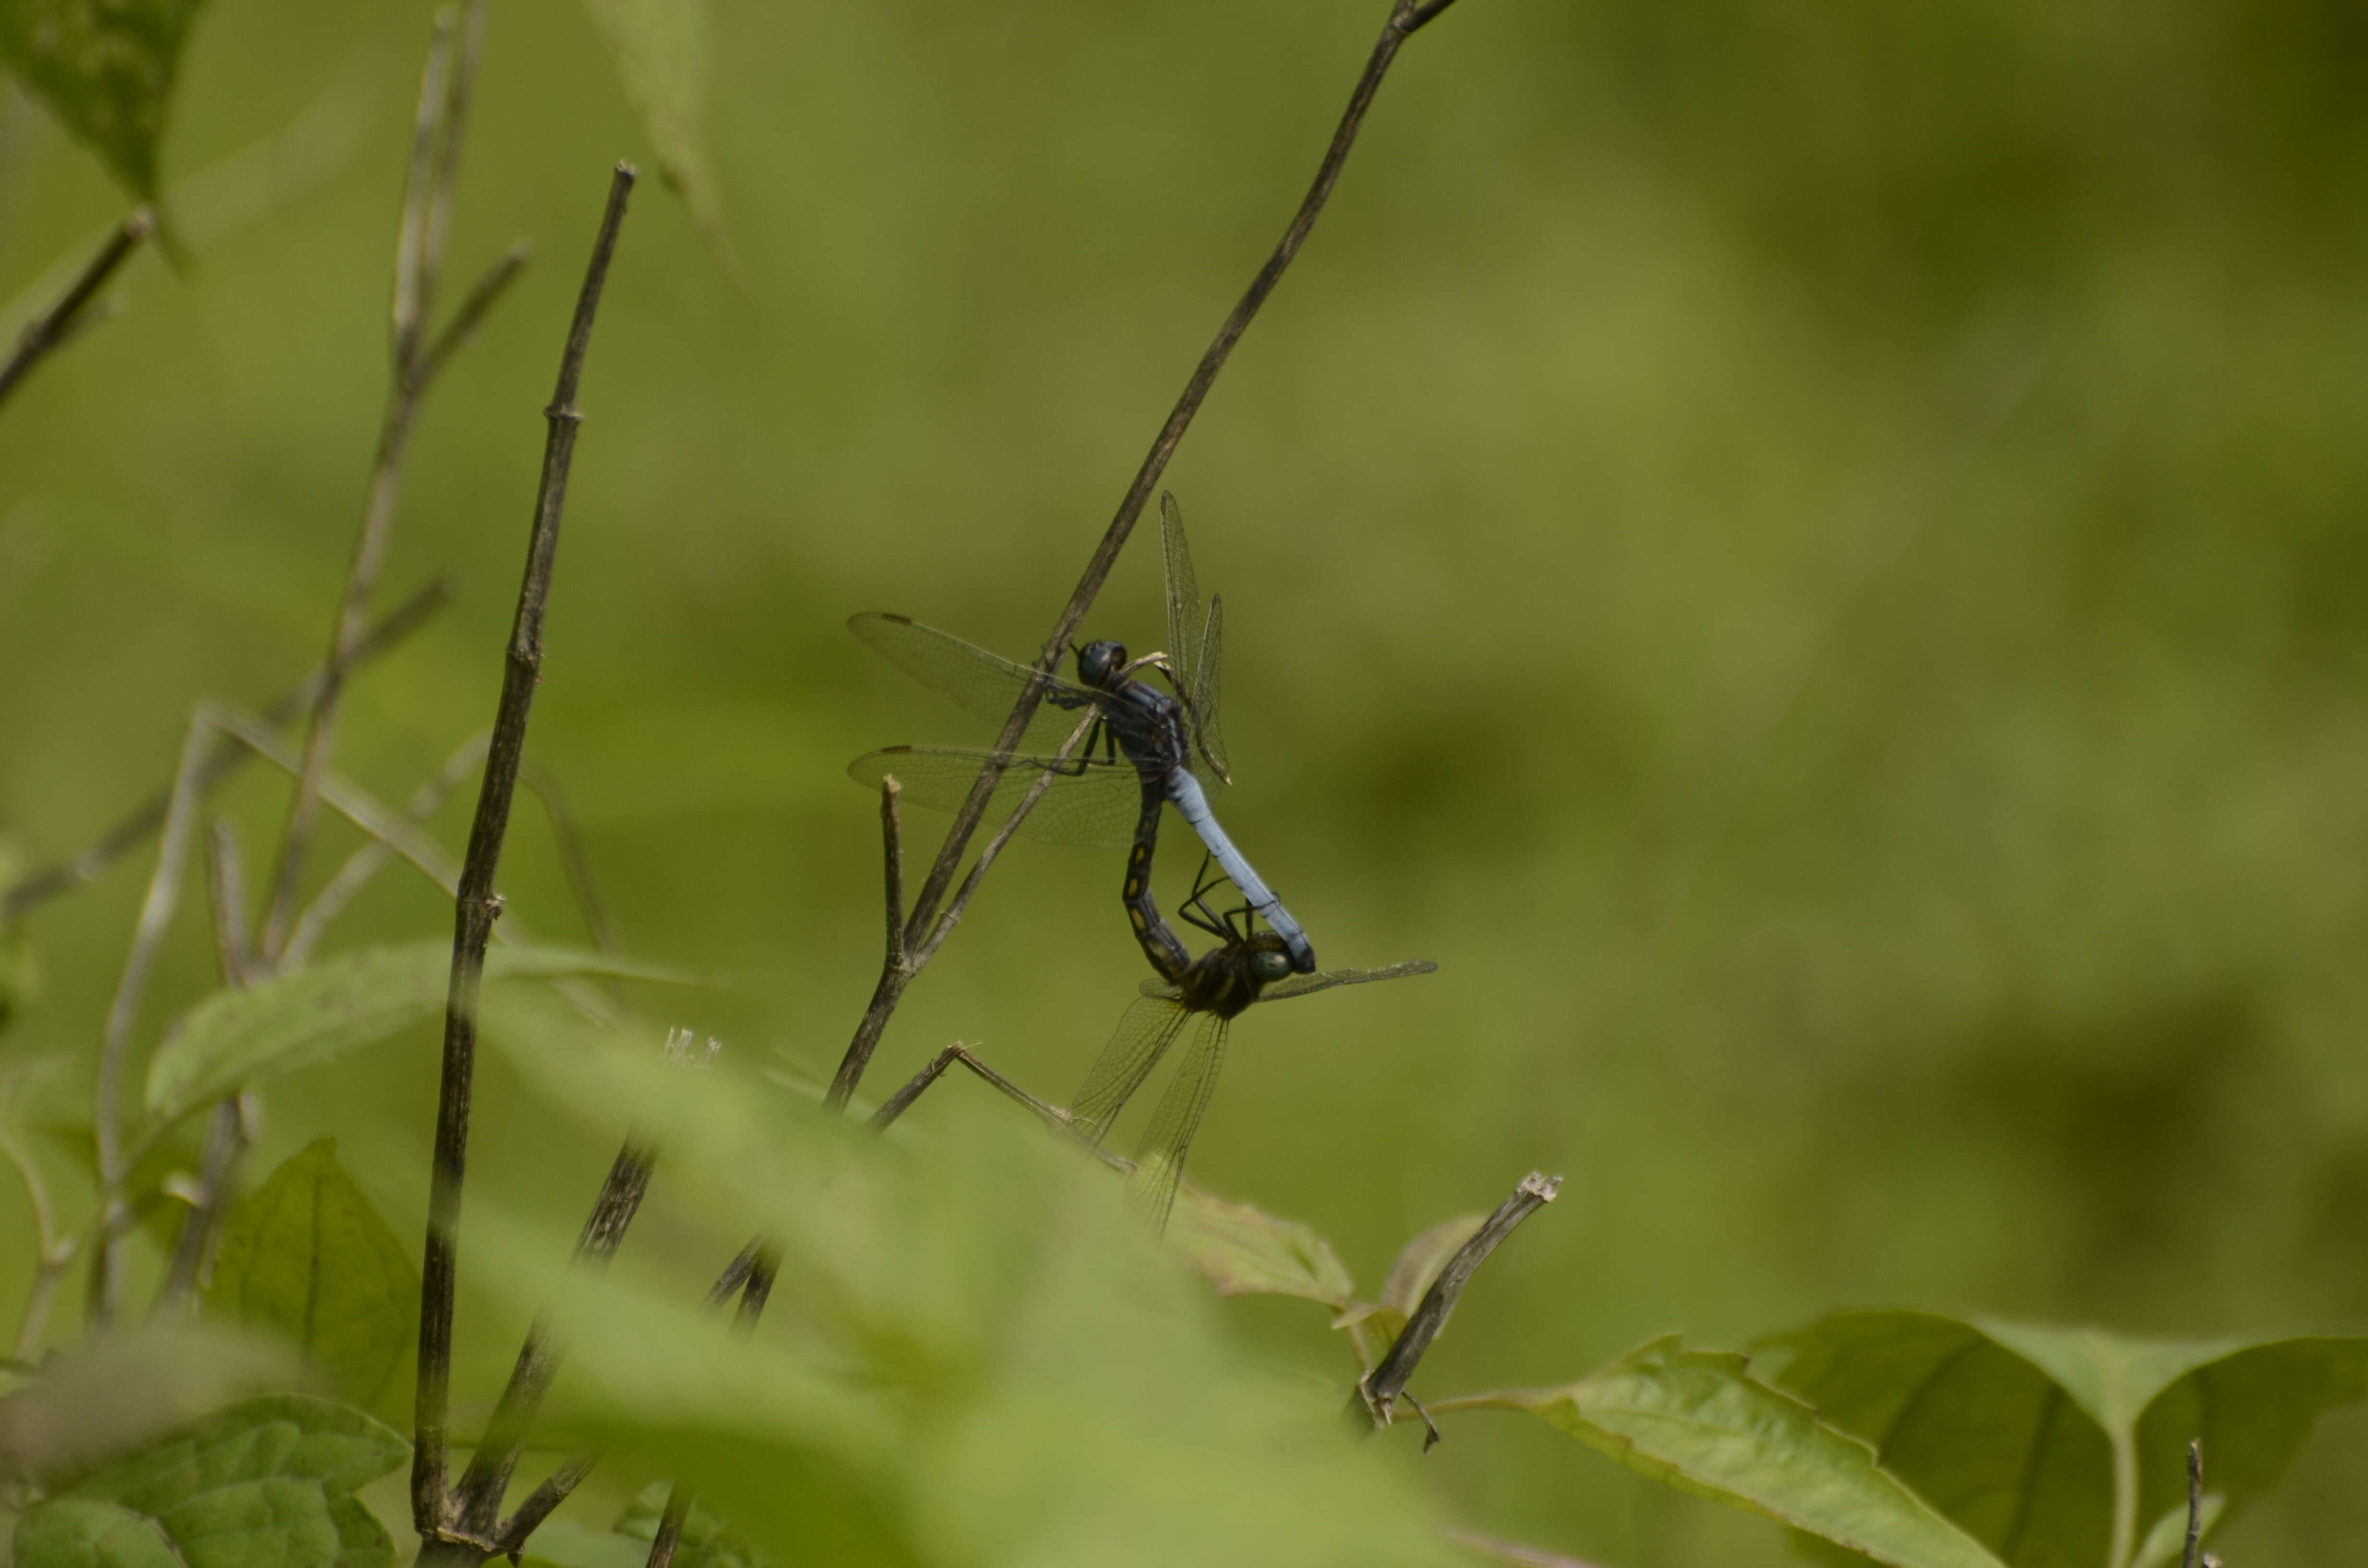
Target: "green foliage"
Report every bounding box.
[0,1327,293,1489]
[1448,1338,2010,1568]
[204,1139,418,1415]
[12,1394,406,1568]
[1162,1185,1356,1306]
[579,0,726,252]
[1761,1312,2368,1568]
[481,1018,1460,1568]
[615,1482,778,1568]
[0,0,207,200]
[140,940,681,1132]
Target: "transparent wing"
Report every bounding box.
[1071,995,1191,1143]
[1196,593,1229,784]
[850,747,1143,848]
[1161,493,1204,701]
[1159,495,1229,783]
[1127,1010,1229,1234]
[850,612,1109,755]
[1257,959,1438,1005]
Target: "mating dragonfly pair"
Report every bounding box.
[849,494,1433,1227]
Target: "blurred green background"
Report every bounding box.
[5,0,2368,1560]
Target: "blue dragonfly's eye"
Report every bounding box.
[1251,951,1292,983]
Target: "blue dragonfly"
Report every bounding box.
[849,493,1316,973]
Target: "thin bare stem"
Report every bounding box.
[153,1093,255,1312]
[824,0,1464,1109]
[203,820,251,988]
[1,577,454,923]
[414,162,637,1540]
[453,1137,654,1536]
[391,12,457,367]
[2,1068,77,1359]
[880,777,905,970]
[641,1485,695,1568]
[1357,1172,1561,1432]
[630,1247,778,1568]
[152,822,258,1311]
[0,207,154,412]
[261,5,511,964]
[284,733,490,970]
[491,1453,596,1555]
[908,711,1097,968]
[704,1242,759,1312]
[88,711,220,1325]
[413,242,532,393]
[2182,1440,2203,1568]
[418,0,487,342]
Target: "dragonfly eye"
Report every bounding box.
[1250,951,1292,983]
[1077,639,1128,688]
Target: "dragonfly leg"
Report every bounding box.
[1181,851,1233,940]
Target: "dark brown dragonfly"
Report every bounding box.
[1070,860,1433,1231]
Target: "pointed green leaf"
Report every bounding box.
[1760,1311,2368,1568]
[13,1394,406,1568]
[142,939,683,1129]
[205,1139,419,1413]
[0,0,209,201]
[1455,1337,2009,1568]
[580,0,727,250]
[1163,1183,1356,1306]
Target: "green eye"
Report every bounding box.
[1251,952,1291,982]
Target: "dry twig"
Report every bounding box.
[260,0,527,963]
[0,208,154,412]
[1357,1171,1561,1438]
[412,161,637,1554]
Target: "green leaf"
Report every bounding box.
[479,1023,1463,1568]
[1759,1311,2368,1568]
[0,1326,294,1488]
[580,0,728,251]
[0,0,209,201]
[1451,1337,2009,1568]
[141,939,683,1130]
[616,1481,778,1568]
[1163,1183,1356,1307]
[205,1139,419,1413]
[13,1394,407,1568]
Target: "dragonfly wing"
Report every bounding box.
[1159,495,1231,783]
[849,747,1142,847]
[1127,1010,1228,1235]
[1195,593,1229,784]
[850,612,1107,754]
[1258,959,1439,1004]
[1160,493,1204,700]
[1072,996,1190,1143]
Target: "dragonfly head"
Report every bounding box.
[1248,948,1293,984]
[1076,639,1129,690]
